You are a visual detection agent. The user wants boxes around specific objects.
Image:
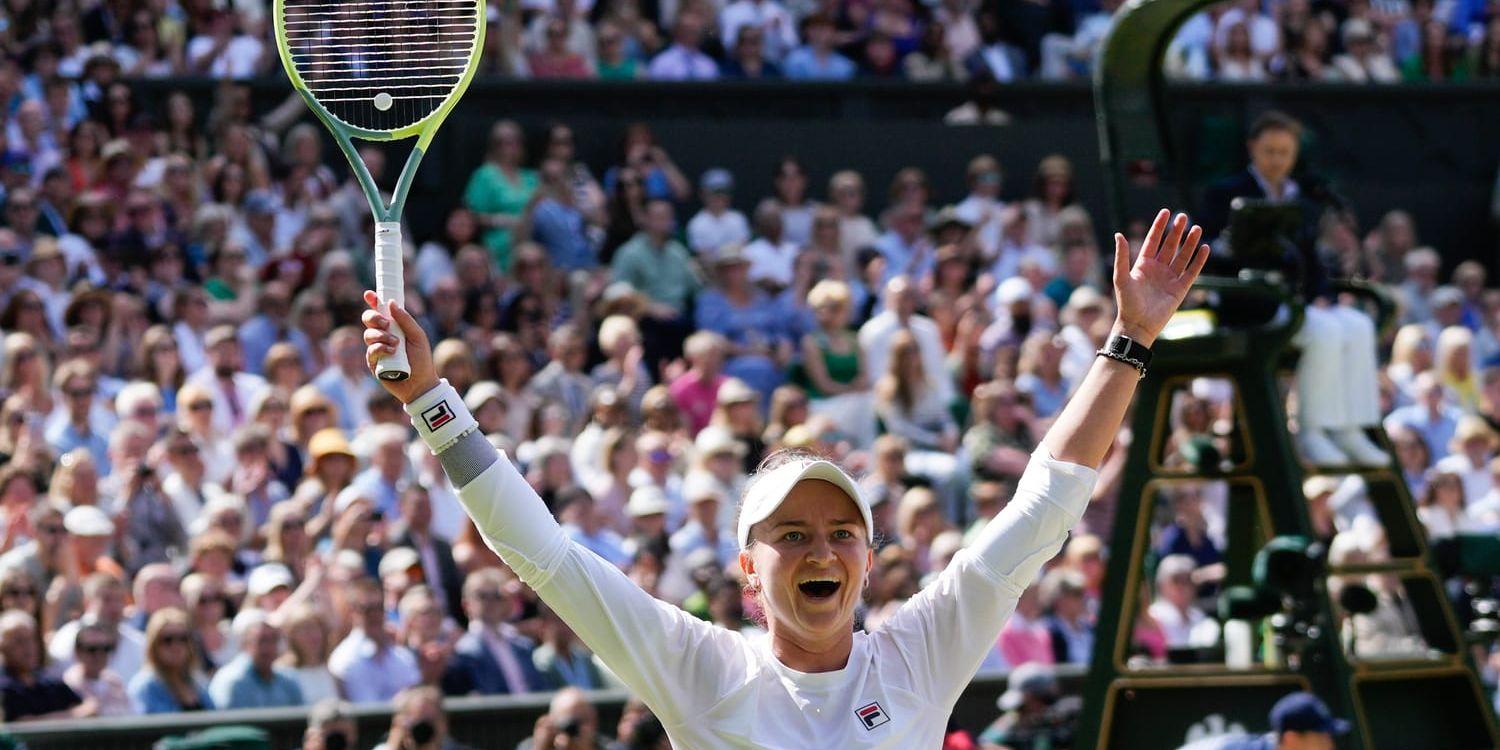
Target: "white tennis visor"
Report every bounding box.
[736,459,875,549]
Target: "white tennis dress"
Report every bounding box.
[409,383,1097,749]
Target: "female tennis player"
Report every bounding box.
[361,209,1208,748]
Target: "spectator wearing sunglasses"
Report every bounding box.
[129,607,213,714]
[63,622,131,717]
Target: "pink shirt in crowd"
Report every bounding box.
[669,372,726,433]
[998,611,1055,667]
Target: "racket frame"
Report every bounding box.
[272,0,485,380]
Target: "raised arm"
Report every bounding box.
[1042,209,1208,469]
[358,291,746,726]
[880,211,1209,705]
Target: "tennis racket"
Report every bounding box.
[273,0,484,381]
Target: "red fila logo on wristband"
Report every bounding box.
[421,401,455,431]
[855,702,889,730]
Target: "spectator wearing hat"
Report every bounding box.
[709,378,768,471]
[1434,415,1497,504]
[296,428,357,540]
[208,611,304,710]
[1177,691,1350,749]
[451,567,543,695]
[1332,18,1400,82]
[244,563,297,614]
[784,14,857,80]
[329,576,421,703]
[686,169,750,258]
[696,246,794,401]
[64,504,124,580]
[388,485,464,621]
[977,662,1078,748]
[623,485,673,546]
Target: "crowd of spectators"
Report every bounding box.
[1,0,1499,87]
[0,16,1497,747]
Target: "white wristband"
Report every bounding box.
[404,379,478,454]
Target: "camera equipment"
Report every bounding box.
[409,720,435,746]
[1227,199,1303,274]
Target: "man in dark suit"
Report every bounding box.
[389,486,465,624]
[1199,111,1320,245]
[445,568,543,696]
[1199,110,1389,469]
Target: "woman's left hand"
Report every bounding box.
[1111,209,1210,347]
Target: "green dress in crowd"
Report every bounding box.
[795,331,862,399]
[464,163,538,272]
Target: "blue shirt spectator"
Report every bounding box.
[529,190,595,272]
[128,670,214,714]
[783,48,856,80]
[207,653,304,710]
[1384,374,1464,459]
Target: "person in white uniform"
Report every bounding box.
[359,210,1210,749]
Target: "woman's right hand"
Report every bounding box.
[361,290,440,404]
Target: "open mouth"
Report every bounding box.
[798,579,841,599]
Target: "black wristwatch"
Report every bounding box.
[1097,334,1153,379]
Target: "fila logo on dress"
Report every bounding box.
[422,401,456,431]
[855,702,890,731]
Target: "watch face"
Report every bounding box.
[1110,336,1132,356]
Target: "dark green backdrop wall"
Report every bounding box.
[141,79,1500,272]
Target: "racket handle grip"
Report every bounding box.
[373,221,410,382]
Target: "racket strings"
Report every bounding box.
[282,0,479,132]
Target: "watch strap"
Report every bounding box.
[1097,334,1152,379]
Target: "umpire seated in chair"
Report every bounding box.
[1199,110,1389,469]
